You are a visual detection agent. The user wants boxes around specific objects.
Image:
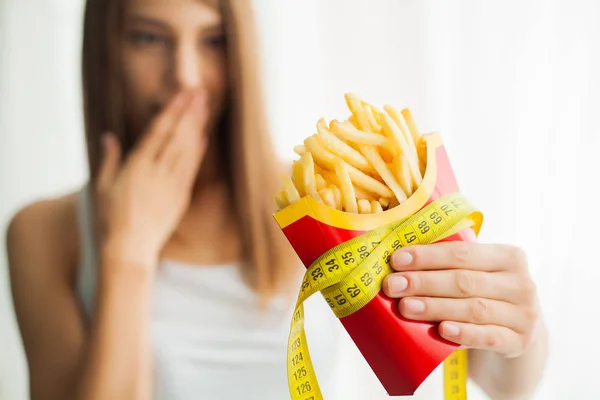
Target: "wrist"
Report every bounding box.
[99,237,158,284]
[100,233,159,268]
[99,256,155,285]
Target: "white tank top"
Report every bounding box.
[73,186,345,399]
[74,186,445,399]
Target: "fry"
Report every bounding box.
[384,105,419,163]
[334,160,358,213]
[380,112,410,155]
[321,170,338,186]
[353,186,377,202]
[364,105,382,133]
[291,161,306,197]
[344,93,371,131]
[360,146,408,202]
[304,135,338,170]
[275,190,289,210]
[371,200,383,213]
[401,108,422,146]
[362,102,383,125]
[293,145,306,156]
[393,155,413,196]
[298,153,322,203]
[357,199,371,214]
[314,163,324,175]
[330,120,389,146]
[378,141,398,164]
[329,119,337,131]
[330,185,342,210]
[315,173,327,191]
[304,134,394,198]
[281,175,300,204]
[346,164,394,198]
[381,112,422,186]
[316,119,375,173]
[378,197,390,208]
[318,188,336,209]
[345,94,403,175]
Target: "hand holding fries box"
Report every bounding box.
[274,94,483,399]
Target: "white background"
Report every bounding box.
[1,0,599,399]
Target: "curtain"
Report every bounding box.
[1,1,598,399]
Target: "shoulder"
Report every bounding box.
[6,190,81,281]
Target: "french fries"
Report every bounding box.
[293,145,307,156]
[281,176,300,205]
[371,200,383,213]
[318,187,336,209]
[276,94,427,213]
[316,119,375,174]
[315,174,327,191]
[358,199,371,214]
[335,159,358,214]
[330,121,389,146]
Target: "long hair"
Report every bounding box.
[81,0,296,299]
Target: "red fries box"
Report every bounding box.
[273,133,483,396]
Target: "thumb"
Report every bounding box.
[96,132,122,189]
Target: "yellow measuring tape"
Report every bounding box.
[288,193,481,400]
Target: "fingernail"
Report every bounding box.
[176,90,192,106]
[101,132,112,148]
[193,93,206,107]
[404,298,425,314]
[393,251,413,269]
[388,275,408,295]
[444,323,460,337]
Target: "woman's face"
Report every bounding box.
[120,0,227,139]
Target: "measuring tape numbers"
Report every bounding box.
[287,193,481,400]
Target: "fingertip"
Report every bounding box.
[190,93,209,120]
[383,274,408,297]
[392,250,414,270]
[101,132,113,155]
[440,321,461,339]
[101,131,112,147]
[382,275,393,297]
[97,131,121,186]
[174,90,193,108]
[104,132,122,156]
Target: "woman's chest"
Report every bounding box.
[149,263,341,399]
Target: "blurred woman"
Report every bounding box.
[6,0,548,399]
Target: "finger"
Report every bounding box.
[398,296,530,333]
[173,137,209,187]
[138,90,193,157]
[438,322,524,358]
[382,270,527,304]
[158,93,208,169]
[391,242,527,273]
[96,132,122,189]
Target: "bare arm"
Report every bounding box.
[76,252,154,400]
[7,198,154,400]
[8,197,86,400]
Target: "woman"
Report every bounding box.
[6,0,548,399]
